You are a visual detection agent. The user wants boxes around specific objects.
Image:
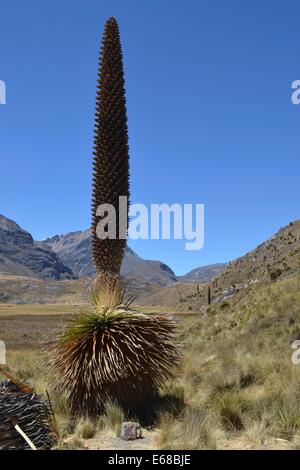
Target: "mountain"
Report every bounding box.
[178,263,227,283]
[0,215,177,287]
[0,215,75,280]
[44,230,177,287]
[142,220,300,310]
[2,214,298,303]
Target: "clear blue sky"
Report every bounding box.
[0,0,299,275]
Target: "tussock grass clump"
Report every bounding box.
[74,417,97,439]
[101,401,125,436]
[48,305,179,417]
[210,391,245,431]
[244,418,268,445]
[272,400,300,439]
[157,407,216,450]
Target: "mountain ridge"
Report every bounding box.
[44,230,177,287]
[0,215,75,280]
[44,229,224,285]
[178,263,227,283]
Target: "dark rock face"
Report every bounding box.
[44,230,94,278]
[44,231,177,286]
[0,215,75,280]
[0,216,33,246]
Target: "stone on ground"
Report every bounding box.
[120,422,142,441]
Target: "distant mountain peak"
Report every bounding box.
[178,263,227,283]
[44,229,177,286]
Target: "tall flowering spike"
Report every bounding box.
[47,18,180,420]
[92,17,130,278]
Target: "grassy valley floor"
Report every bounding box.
[1,274,300,449]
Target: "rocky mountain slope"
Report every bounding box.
[0,215,75,280]
[143,220,300,310]
[213,219,300,292]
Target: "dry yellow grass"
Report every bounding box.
[156,274,300,449]
[1,273,300,450]
[0,304,81,316]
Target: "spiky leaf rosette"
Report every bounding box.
[47,312,179,417]
[92,17,130,279]
[0,382,55,450]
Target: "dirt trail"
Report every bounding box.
[84,429,157,450]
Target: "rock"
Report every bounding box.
[120,422,142,441]
[222,286,236,297]
[0,291,8,301]
[0,215,76,280]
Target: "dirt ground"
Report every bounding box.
[84,429,158,450]
[0,304,193,351]
[0,304,78,350]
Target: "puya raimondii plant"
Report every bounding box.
[48,17,179,418]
